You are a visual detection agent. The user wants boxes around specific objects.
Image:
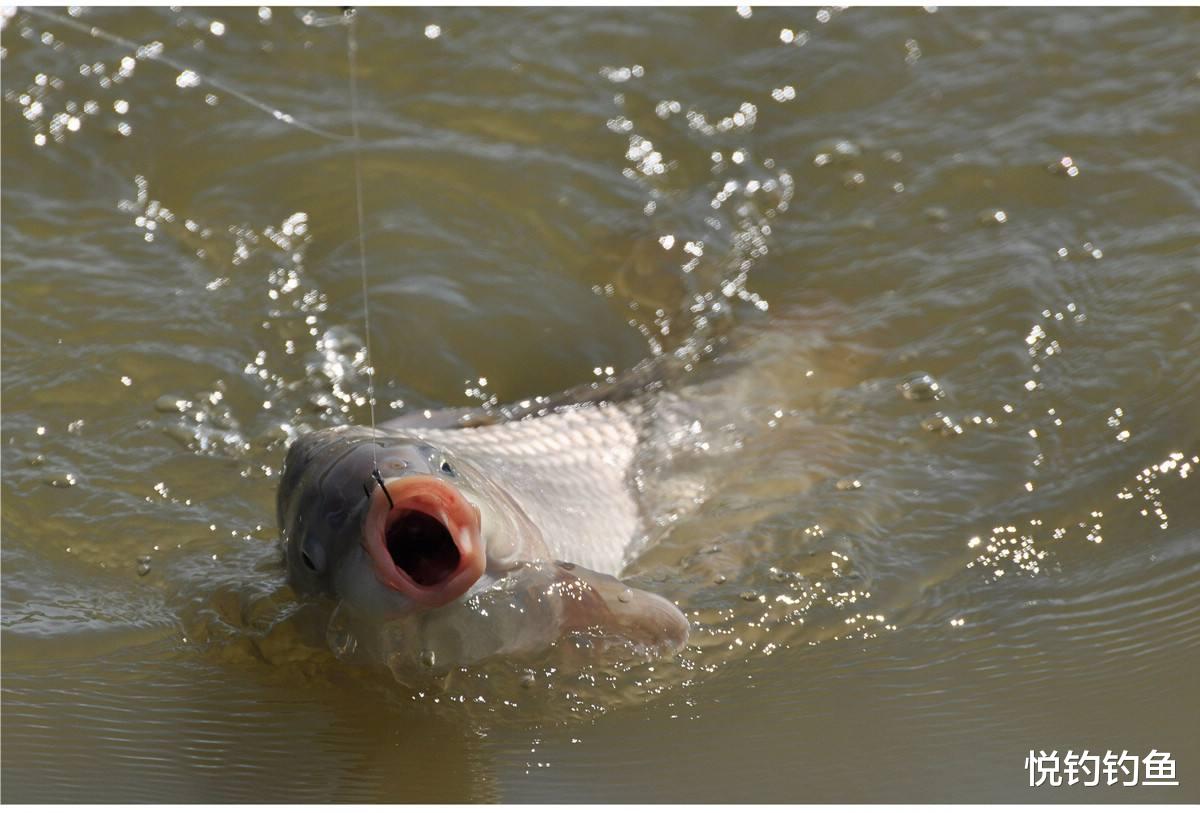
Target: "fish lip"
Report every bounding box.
[362,475,485,608]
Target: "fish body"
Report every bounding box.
[277,395,689,672]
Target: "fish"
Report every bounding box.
[276,373,692,674]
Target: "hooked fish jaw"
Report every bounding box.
[361,474,486,608]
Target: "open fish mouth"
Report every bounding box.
[362,475,485,607]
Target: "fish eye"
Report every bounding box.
[440,459,456,476]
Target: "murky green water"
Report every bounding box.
[3,6,1198,803]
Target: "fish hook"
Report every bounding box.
[362,468,394,509]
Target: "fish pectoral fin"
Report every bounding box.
[551,561,689,657]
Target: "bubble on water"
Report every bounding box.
[137,556,152,577]
[898,372,944,401]
[978,208,1008,225]
[420,649,437,669]
[835,478,862,491]
[175,70,201,89]
[209,20,225,36]
[424,24,441,39]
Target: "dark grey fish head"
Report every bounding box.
[277,426,489,613]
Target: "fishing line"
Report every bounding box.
[343,7,388,499]
[23,6,352,142]
[25,6,390,497]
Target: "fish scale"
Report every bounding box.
[410,403,643,575]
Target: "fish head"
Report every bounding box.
[278,427,508,614]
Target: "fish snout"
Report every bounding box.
[362,475,485,607]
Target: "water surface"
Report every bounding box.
[2,6,1198,803]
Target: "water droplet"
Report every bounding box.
[921,414,961,437]
[1048,155,1079,178]
[898,372,944,401]
[155,395,193,413]
[420,649,437,669]
[45,472,78,488]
